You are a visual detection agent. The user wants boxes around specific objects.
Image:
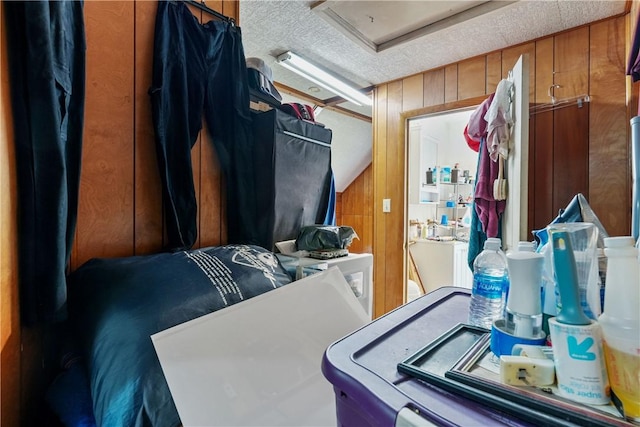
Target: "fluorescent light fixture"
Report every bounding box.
[276,51,372,106]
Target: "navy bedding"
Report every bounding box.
[66,244,293,427]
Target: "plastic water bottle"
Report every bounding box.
[468,237,509,329]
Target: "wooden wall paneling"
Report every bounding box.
[0,2,20,423]
[199,128,224,248]
[335,192,343,224]
[220,0,237,20]
[486,51,502,94]
[402,74,424,111]
[457,56,486,100]
[362,165,373,253]
[553,27,590,215]
[553,104,590,212]
[400,73,427,304]
[335,193,342,224]
[385,80,404,310]
[554,27,590,98]
[134,0,164,254]
[532,38,555,231]
[589,17,629,236]
[208,0,223,16]
[343,213,363,253]
[502,43,537,100]
[74,1,136,268]
[364,165,373,217]
[342,176,354,216]
[373,85,388,318]
[444,64,458,102]
[423,68,445,107]
[338,165,375,254]
[346,170,357,218]
[343,165,374,254]
[352,167,364,217]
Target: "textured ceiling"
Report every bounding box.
[239,0,626,192]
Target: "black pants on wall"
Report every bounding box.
[150,1,255,250]
[5,0,86,325]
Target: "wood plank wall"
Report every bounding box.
[335,164,373,254]
[0,2,240,425]
[370,15,631,318]
[1,2,20,425]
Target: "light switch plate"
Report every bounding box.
[382,198,391,213]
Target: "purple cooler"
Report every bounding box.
[322,287,534,426]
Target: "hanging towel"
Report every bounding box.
[468,137,502,270]
[474,137,505,238]
[484,79,514,161]
[467,93,494,142]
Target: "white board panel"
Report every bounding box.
[151,267,369,427]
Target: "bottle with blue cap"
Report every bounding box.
[468,237,509,329]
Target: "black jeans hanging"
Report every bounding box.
[149,1,256,250]
[5,0,86,325]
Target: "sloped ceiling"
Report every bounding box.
[239,0,626,192]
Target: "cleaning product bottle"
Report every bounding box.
[504,251,544,338]
[451,163,459,184]
[599,236,640,422]
[426,168,434,185]
[469,238,509,329]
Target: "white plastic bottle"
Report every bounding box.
[599,236,640,423]
[468,237,509,329]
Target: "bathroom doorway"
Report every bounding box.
[403,54,531,302]
[406,108,477,300]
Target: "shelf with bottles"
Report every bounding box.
[419,164,474,205]
[434,189,473,242]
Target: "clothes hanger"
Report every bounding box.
[182,0,235,25]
